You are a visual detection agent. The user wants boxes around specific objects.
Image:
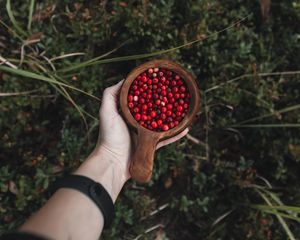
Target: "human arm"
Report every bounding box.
[16,80,188,240]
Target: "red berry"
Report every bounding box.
[162,124,169,131]
[177,106,183,112]
[151,121,158,129]
[134,113,141,121]
[150,111,156,118]
[166,110,172,116]
[139,98,145,104]
[167,117,173,122]
[142,105,148,111]
[142,76,147,82]
[128,95,133,102]
[167,104,173,110]
[128,68,190,131]
[180,86,186,92]
[128,102,134,108]
[141,114,148,121]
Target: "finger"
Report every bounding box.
[156,128,189,149]
[101,80,124,111]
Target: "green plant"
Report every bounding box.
[1,0,300,239]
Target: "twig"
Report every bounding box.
[186,133,208,149]
[141,204,169,220]
[185,154,207,161]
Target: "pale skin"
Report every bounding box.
[19,80,188,240]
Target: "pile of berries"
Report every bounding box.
[127,67,190,131]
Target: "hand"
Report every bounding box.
[97,80,188,179]
[76,80,188,201]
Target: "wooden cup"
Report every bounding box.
[119,60,200,183]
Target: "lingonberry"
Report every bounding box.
[127,67,190,131]
[162,124,169,131]
[151,121,158,129]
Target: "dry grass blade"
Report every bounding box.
[56,84,89,133]
[256,189,296,240]
[0,55,18,69]
[0,65,100,101]
[6,0,27,36]
[205,71,300,93]
[233,104,300,126]
[212,210,233,227]
[49,52,86,62]
[60,15,250,73]
[27,0,35,32]
[186,133,208,149]
[232,124,300,128]
[0,88,41,97]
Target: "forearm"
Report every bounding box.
[20,149,127,240]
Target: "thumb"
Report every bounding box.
[100,80,124,112]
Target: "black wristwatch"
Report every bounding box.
[50,175,115,228]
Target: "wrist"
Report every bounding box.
[74,149,128,202]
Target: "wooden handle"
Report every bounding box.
[129,128,160,183]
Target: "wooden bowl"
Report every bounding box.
[119,59,200,183]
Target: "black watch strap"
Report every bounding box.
[50,175,114,228]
